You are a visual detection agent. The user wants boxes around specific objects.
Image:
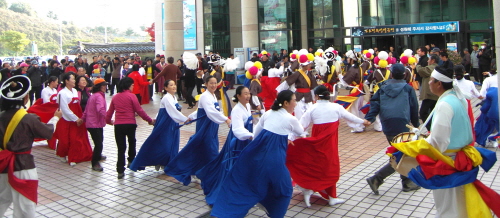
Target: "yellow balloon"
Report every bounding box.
[253,61,263,69]
[195,94,201,102]
[262,51,268,55]
[246,71,253,79]
[314,51,321,57]
[307,53,315,61]
[379,60,388,68]
[400,53,404,58]
[362,50,369,54]
[408,57,417,65]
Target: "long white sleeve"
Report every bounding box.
[425,102,453,153]
[199,91,228,124]
[251,95,261,108]
[468,81,481,99]
[288,115,306,138]
[299,106,313,130]
[231,103,253,140]
[58,88,79,121]
[161,93,188,123]
[188,110,198,120]
[338,104,365,124]
[47,116,60,132]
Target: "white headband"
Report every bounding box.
[431,69,453,83]
[430,69,466,100]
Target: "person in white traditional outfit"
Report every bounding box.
[41,76,58,103]
[479,69,498,98]
[427,66,473,218]
[453,65,481,100]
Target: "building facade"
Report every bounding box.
[156,0,494,58]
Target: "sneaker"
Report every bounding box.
[155,165,161,171]
[100,155,107,161]
[351,128,365,133]
[118,173,125,179]
[366,177,380,195]
[328,198,345,206]
[59,156,67,163]
[69,162,76,167]
[92,164,103,172]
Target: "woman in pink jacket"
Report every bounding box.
[81,78,108,171]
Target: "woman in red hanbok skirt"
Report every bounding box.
[259,63,283,110]
[54,72,93,166]
[287,85,369,207]
[27,76,59,147]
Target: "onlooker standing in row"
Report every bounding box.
[110,57,122,96]
[471,44,480,82]
[478,42,492,84]
[461,48,471,76]
[415,54,439,130]
[176,59,186,101]
[26,61,43,106]
[88,56,98,77]
[155,56,167,95]
[0,63,12,84]
[65,61,77,73]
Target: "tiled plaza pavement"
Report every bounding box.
[4,86,500,218]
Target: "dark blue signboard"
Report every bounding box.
[351,21,459,37]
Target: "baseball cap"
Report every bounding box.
[20,63,30,67]
[94,78,108,85]
[431,48,440,53]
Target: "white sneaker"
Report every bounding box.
[297,186,314,207]
[351,128,365,133]
[328,197,345,206]
[59,156,67,163]
[191,175,200,183]
[70,162,76,167]
[485,140,498,148]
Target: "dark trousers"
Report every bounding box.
[186,85,196,107]
[419,99,437,131]
[225,74,235,89]
[372,135,411,185]
[114,124,137,173]
[104,73,111,92]
[479,64,490,84]
[29,85,42,106]
[135,94,141,104]
[110,78,120,95]
[87,128,104,167]
[195,78,203,94]
[148,84,154,99]
[177,79,184,99]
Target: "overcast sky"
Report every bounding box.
[6,0,156,33]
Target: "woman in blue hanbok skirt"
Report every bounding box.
[196,86,254,205]
[164,76,231,185]
[475,87,499,146]
[211,90,305,218]
[129,80,189,172]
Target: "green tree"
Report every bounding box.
[125,28,135,36]
[9,2,34,16]
[0,30,30,56]
[0,0,7,9]
[111,37,130,42]
[38,42,59,56]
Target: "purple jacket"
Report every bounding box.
[82,91,107,128]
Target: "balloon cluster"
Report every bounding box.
[246,61,263,79]
[400,49,417,65]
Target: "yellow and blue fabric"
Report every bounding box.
[388,139,500,218]
[372,69,391,93]
[334,85,363,111]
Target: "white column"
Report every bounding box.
[164,0,184,58]
[300,0,307,49]
[494,0,500,131]
[241,0,259,48]
[229,0,243,50]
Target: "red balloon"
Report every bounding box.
[249,66,259,75]
[400,56,409,64]
[374,56,380,65]
[290,53,297,59]
[365,53,372,59]
[299,54,309,64]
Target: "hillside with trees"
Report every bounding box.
[0,1,148,57]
